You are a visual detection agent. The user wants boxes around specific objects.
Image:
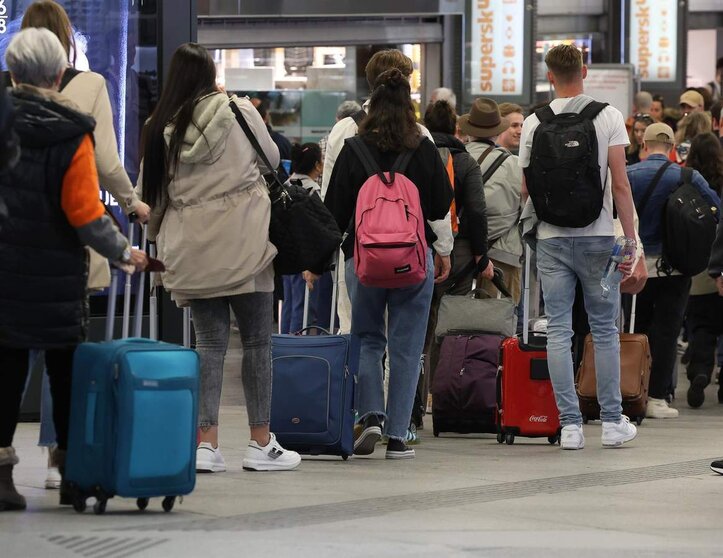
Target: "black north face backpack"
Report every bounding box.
[525,101,608,228]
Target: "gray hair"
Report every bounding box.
[336,100,362,121]
[5,28,67,88]
[635,91,653,112]
[431,87,457,109]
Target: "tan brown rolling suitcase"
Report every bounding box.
[576,296,651,425]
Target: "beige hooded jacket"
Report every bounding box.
[139,93,279,306]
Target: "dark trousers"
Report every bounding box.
[686,293,723,384]
[634,276,691,399]
[0,347,75,449]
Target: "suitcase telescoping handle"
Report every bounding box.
[106,216,185,345]
[298,247,341,335]
[105,212,138,341]
[522,242,534,346]
[121,214,137,339]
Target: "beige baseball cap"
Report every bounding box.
[679,90,704,110]
[643,122,675,144]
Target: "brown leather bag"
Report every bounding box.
[576,332,652,425]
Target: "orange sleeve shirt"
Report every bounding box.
[61,134,105,228]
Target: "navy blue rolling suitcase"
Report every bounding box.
[271,258,357,459]
[65,224,199,514]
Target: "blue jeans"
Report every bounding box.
[281,274,310,334]
[536,236,622,426]
[345,251,434,440]
[22,350,56,448]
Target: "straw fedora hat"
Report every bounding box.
[459,98,510,138]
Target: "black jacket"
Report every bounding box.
[0,89,95,348]
[0,86,18,173]
[431,132,489,264]
[710,220,723,277]
[325,136,454,260]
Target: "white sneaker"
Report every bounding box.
[196,442,227,473]
[560,424,585,450]
[646,397,679,419]
[45,466,61,489]
[243,433,301,472]
[602,416,638,447]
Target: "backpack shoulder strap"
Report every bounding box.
[59,68,82,91]
[578,101,608,121]
[482,150,512,184]
[637,161,673,216]
[347,136,382,179]
[680,166,694,187]
[392,148,415,176]
[351,109,367,126]
[534,105,556,123]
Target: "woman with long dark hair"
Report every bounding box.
[140,43,300,472]
[324,69,453,459]
[683,133,723,408]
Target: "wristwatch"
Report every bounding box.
[121,247,132,264]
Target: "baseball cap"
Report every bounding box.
[679,90,704,110]
[643,122,675,144]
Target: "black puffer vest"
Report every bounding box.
[0,88,96,348]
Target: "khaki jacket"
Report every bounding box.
[138,93,279,306]
[465,141,523,267]
[62,71,140,289]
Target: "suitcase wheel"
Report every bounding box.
[93,498,107,515]
[341,455,349,461]
[582,417,589,425]
[547,435,560,445]
[433,429,439,437]
[635,417,643,426]
[504,433,515,445]
[496,432,504,444]
[72,495,87,514]
[136,498,149,511]
[162,496,176,512]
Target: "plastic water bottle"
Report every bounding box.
[600,236,637,299]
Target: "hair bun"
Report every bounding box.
[375,68,405,89]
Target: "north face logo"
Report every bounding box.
[565,140,580,148]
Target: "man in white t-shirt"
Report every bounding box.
[518,44,639,451]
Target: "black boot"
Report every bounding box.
[0,447,27,511]
[52,448,72,506]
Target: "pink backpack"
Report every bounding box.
[347,138,428,288]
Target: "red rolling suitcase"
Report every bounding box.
[496,244,561,445]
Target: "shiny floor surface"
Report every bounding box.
[3,339,723,557]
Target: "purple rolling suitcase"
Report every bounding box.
[431,333,503,436]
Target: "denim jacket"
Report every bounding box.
[627,154,721,256]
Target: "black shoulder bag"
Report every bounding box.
[229,101,342,275]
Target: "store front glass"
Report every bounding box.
[214,43,423,143]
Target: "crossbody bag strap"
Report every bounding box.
[476,145,496,166]
[637,161,673,216]
[482,150,511,183]
[229,100,279,181]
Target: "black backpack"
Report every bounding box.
[639,164,719,276]
[525,101,608,228]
